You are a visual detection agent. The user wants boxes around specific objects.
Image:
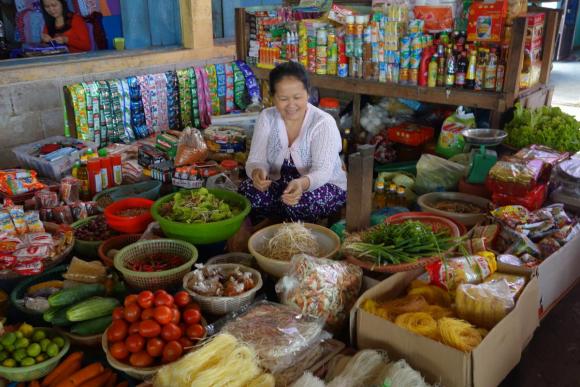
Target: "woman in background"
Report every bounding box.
[40,0,90,52]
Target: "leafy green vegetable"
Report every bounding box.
[343,221,459,265]
[505,103,580,152]
[161,188,239,223]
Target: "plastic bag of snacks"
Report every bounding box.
[174,127,209,167]
[276,254,362,332]
[486,160,544,196]
[455,273,526,329]
[0,170,45,196]
[426,251,497,291]
[436,107,476,159]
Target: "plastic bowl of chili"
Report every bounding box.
[104,198,154,234]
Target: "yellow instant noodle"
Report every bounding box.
[395,312,439,340]
[421,305,455,320]
[408,285,452,307]
[438,317,483,352]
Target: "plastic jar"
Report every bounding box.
[319,97,340,127]
[220,159,240,185]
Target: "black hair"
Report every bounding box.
[269,61,310,95]
[41,0,73,37]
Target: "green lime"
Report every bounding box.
[2,358,16,368]
[20,357,35,367]
[35,354,46,363]
[46,343,59,358]
[4,344,14,353]
[32,330,46,342]
[0,344,4,352]
[40,338,51,352]
[14,338,29,350]
[13,348,27,363]
[15,332,23,339]
[52,337,65,349]
[0,352,7,362]
[1,332,16,347]
[26,343,41,358]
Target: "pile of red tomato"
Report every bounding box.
[106,290,205,368]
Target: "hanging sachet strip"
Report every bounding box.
[127,76,147,139]
[195,67,212,129]
[204,64,220,116]
[215,63,226,114]
[225,63,235,113]
[177,69,192,128]
[235,60,261,105]
[189,68,201,128]
[146,74,160,134]
[153,73,169,133]
[119,79,136,142]
[232,62,248,111]
[108,79,126,143]
[87,82,101,148]
[138,75,153,136]
[69,84,90,141]
[98,80,113,146]
[165,71,180,130]
[81,82,95,143]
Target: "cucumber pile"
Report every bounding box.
[43,284,120,336]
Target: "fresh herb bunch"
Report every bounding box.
[161,188,239,223]
[343,221,458,265]
[505,103,580,152]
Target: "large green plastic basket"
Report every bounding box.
[151,189,251,245]
[114,239,198,290]
[0,328,70,382]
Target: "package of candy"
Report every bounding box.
[24,211,45,233]
[0,211,16,235]
[9,206,28,235]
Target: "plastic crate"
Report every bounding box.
[12,136,97,180]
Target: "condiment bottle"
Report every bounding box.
[474,48,488,91]
[455,51,467,88]
[374,180,386,209]
[436,44,446,87]
[444,45,456,87]
[220,159,240,186]
[87,159,102,195]
[77,156,90,200]
[111,154,123,185]
[484,47,498,91]
[465,50,477,89]
[427,55,438,87]
[345,15,355,57]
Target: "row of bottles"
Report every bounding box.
[72,149,122,200]
[373,180,409,209]
[422,44,507,92]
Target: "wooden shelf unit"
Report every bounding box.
[235,6,560,132]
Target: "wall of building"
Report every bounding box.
[0,0,236,169]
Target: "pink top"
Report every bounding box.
[246,103,347,192]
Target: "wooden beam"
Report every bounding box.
[235,8,248,61]
[538,9,561,85]
[503,17,527,106]
[251,66,504,111]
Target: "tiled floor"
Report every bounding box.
[550,52,580,120]
[499,282,580,386]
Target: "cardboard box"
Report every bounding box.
[350,269,539,387]
[467,0,508,42]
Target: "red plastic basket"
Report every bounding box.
[104,198,154,234]
[387,123,434,146]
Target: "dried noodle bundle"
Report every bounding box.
[395,312,439,340]
[290,372,326,387]
[361,295,430,321]
[383,359,434,387]
[263,222,320,261]
[438,317,483,352]
[326,350,387,387]
[421,305,455,320]
[407,285,452,307]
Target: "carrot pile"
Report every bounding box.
[15,352,128,387]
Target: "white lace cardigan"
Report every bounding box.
[245,103,347,192]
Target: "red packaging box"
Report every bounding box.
[525,13,545,47]
[467,0,508,42]
[492,183,548,210]
[387,123,434,147]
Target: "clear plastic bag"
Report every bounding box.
[455,276,523,329]
[276,254,362,333]
[426,252,497,291]
[217,301,328,374]
[174,127,209,167]
[414,154,466,194]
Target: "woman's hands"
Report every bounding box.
[251,169,272,192]
[282,177,310,206]
[41,34,68,45]
[41,33,52,43]
[53,35,68,44]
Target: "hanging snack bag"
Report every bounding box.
[174,127,209,167]
[436,107,476,159]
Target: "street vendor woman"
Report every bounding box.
[239,61,347,223]
[40,0,91,53]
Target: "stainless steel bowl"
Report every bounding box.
[461,129,508,146]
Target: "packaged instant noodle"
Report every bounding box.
[426,251,497,291]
